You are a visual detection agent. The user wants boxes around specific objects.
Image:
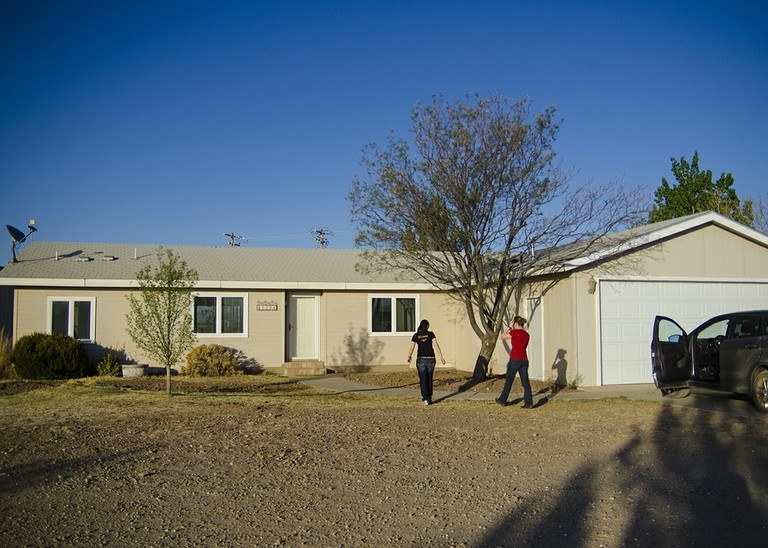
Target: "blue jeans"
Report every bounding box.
[498,359,533,406]
[416,357,436,401]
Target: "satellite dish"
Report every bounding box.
[7,225,26,243]
[6,220,37,263]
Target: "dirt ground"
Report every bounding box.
[1,373,767,546]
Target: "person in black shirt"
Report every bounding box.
[407,319,447,405]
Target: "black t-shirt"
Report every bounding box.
[411,330,436,358]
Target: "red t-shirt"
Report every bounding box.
[508,329,529,360]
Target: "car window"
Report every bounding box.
[698,318,729,339]
[658,318,685,342]
[728,316,761,339]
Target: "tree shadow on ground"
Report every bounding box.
[480,404,768,546]
[431,377,486,403]
[0,448,145,496]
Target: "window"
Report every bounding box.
[698,318,729,339]
[370,295,418,334]
[48,297,95,341]
[730,315,760,339]
[193,294,247,336]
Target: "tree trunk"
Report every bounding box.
[165,365,172,395]
[472,335,498,381]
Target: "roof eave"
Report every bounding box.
[559,212,768,271]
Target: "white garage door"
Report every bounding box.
[599,280,768,385]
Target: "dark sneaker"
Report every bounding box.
[521,404,533,409]
[495,398,507,406]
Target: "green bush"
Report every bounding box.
[0,327,14,379]
[96,352,122,377]
[12,332,93,380]
[184,344,241,377]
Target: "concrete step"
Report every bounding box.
[282,360,326,376]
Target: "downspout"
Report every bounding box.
[571,274,580,385]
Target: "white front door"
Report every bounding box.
[288,294,319,360]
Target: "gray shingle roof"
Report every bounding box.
[0,242,421,288]
[3,212,765,288]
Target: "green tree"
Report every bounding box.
[649,151,754,225]
[349,93,646,381]
[126,248,198,394]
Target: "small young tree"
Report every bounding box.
[126,248,198,394]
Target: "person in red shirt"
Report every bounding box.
[496,316,534,408]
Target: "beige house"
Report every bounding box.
[2,211,767,385]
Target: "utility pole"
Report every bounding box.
[223,232,244,247]
[311,227,333,249]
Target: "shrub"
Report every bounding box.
[12,332,93,379]
[0,327,14,379]
[184,344,241,377]
[565,373,583,390]
[96,352,122,377]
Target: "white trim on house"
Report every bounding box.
[0,278,438,291]
[596,275,768,284]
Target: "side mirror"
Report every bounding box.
[668,334,681,343]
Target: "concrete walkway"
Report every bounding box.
[301,374,665,406]
[302,375,768,419]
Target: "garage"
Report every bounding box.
[599,279,768,385]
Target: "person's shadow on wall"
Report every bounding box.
[551,348,568,390]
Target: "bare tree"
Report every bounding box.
[754,193,768,235]
[349,94,647,380]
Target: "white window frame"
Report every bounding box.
[192,293,248,337]
[368,294,420,336]
[46,297,96,343]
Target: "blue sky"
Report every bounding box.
[2,0,767,266]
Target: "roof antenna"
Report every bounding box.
[6,220,37,263]
[311,227,334,249]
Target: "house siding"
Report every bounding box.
[322,291,463,371]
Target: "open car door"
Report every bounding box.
[651,315,691,389]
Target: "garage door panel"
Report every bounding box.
[620,302,640,317]
[601,323,619,338]
[620,323,641,339]
[600,280,768,385]
[661,284,685,297]
[683,302,706,316]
